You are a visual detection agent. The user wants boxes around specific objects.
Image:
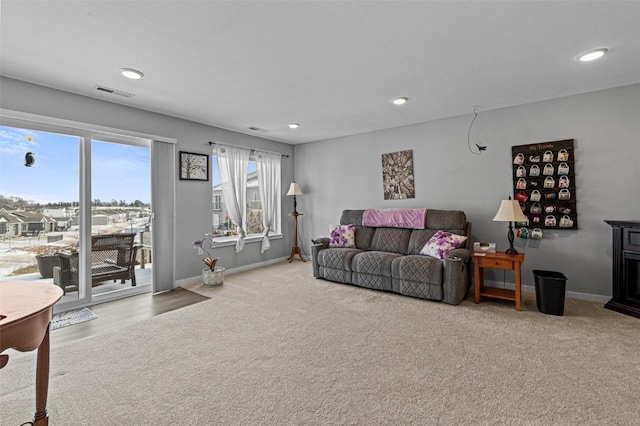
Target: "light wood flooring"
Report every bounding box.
[53,288,209,346]
[10,288,209,361]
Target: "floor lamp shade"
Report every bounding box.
[286,182,303,197]
[286,181,303,214]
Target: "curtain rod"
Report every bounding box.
[208,141,289,158]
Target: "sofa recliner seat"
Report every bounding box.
[312,209,472,305]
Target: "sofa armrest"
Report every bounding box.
[311,237,329,248]
[442,248,472,305]
[445,247,471,263]
[311,237,330,278]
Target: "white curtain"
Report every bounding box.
[255,150,282,253]
[216,144,250,253]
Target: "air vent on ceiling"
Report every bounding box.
[95,85,134,98]
[247,126,268,133]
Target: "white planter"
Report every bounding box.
[202,267,225,286]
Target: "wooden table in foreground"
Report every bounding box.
[0,281,63,426]
[472,252,525,311]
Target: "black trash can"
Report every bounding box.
[532,270,567,316]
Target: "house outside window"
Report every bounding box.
[213,195,223,211]
[249,190,261,210]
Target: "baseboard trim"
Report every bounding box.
[481,280,610,304]
[176,256,290,287]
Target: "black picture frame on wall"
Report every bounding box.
[381,149,415,200]
[179,151,209,181]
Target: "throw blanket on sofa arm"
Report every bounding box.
[362,208,427,229]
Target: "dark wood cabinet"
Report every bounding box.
[623,226,640,251]
[605,220,640,318]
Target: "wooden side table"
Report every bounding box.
[0,281,63,425]
[472,252,525,311]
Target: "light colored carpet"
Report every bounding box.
[1,261,638,425]
[50,307,97,330]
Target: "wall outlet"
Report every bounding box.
[198,248,204,256]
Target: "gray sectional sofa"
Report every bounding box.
[311,209,472,305]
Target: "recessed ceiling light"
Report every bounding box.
[119,68,144,79]
[392,97,408,105]
[288,123,300,129]
[577,48,608,62]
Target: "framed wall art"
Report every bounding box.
[511,139,577,231]
[382,149,415,200]
[179,151,209,181]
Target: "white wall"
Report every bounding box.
[294,84,640,299]
[0,77,296,281]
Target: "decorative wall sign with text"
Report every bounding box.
[511,139,577,230]
[382,149,415,200]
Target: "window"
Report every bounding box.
[211,153,281,240]
[249,190,261,210]
[213,194,223,211]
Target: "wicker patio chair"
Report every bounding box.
[54,233,139,294]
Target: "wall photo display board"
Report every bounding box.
[512,139,577,230]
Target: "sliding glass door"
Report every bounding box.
[0,121,153,309]
[90,139,152,301]
[0,125,83,304]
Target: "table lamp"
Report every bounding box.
[492,197,528,254]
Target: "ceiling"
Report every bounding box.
[1,1,639,145]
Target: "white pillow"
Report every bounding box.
[328,224,356,248]
[420,230,467,260]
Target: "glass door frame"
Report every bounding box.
[89,136,153,305]
[0,111,171,313]
[1,117,92,310]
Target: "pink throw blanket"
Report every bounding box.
[362,208,426,229]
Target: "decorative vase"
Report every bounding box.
[202,267,225,286]
[36,254,59,278]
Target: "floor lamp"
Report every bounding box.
[286,181,306,262]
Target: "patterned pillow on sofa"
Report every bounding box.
[420,230,467,260]
[329,224,356,248]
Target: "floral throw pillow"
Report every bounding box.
[329,224,356,248]
[420,230,468,260]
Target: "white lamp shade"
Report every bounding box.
[286,182,303,196]
[492,199,527,222]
